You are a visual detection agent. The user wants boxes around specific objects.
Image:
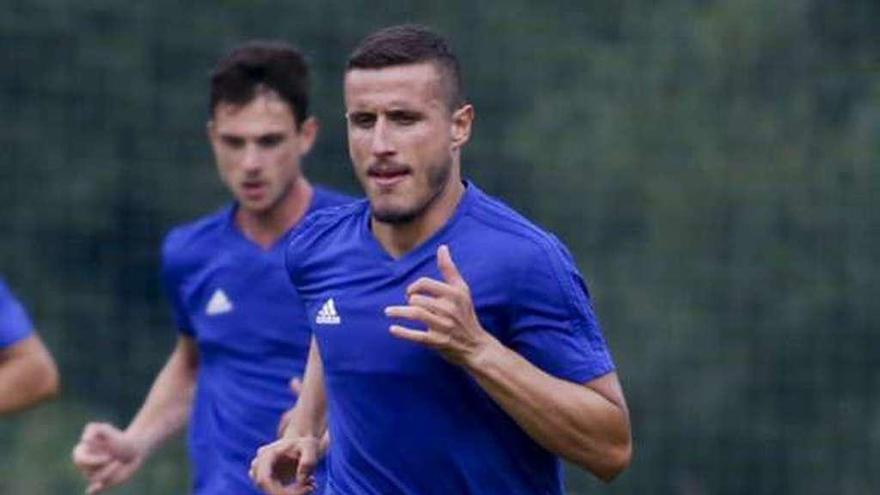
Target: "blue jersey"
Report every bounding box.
[0,277,34,349]
[286,182,615,495]
[160,186,353,495]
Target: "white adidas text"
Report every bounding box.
[316,298,341,325]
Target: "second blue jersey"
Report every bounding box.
[286,182,615,495]
[160,186,353,494]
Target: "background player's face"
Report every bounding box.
[209,90,316,216]
[345,62,471,224]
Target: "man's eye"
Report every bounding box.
[258,135,284,147]
[389,112,419,125]
[221,136,245,148]
[349,114,376,128]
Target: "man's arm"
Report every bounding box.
[250,337,327,495]
[0,333,60,414]
[72,335,199,493]
[282,337,328,440]
[123,335,199,451]
[386,245,632,481]
[463,343,631,481]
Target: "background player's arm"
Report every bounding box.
[124,335,199,452]
[0,333,60,414]
[251,337,326,495]
[72,335,198,493]
[387,245,632,481]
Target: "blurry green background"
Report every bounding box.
[1,1,878,493]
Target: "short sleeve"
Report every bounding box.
[160,231,195,336]
[283,204,347,295]
[284,218,309,291]
[507,238,614,384]
[0,278,34,348]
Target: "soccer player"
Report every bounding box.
[71,41,352,494]
[0,276,59,415]
[250,24,632,495]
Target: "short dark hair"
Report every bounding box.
[209,40,310,126]
[347,24,464,110]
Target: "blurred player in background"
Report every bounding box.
[72,40,352,494]
[250,25,631,495]
[0,276,59,415]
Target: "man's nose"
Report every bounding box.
[370,119,395,157]
[241,145,262,172]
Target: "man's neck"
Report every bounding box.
[372,179,465,259]
[236,178,313,249]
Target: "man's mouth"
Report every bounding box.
[241,181,267,198]
[367,164,410,187]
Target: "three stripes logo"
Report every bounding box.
[315,298,341,325]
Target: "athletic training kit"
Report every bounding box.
[161,187,352,494]
[286,181,615,495]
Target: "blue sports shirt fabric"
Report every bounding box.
[286,182,615,495]
[0,277,34,349]
[160,186,353,495]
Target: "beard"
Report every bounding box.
[370,159,452,225]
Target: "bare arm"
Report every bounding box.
[283,337,327,440]
[464,341,631,480]
[72,335,199,493]
[124,335,199,453]
[250,337,327,495]
[386,245,632,481]
[0,333,60,414]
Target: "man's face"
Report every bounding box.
[209,90,316,216]
[344,62,472,224]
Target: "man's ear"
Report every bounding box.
[450,104,474,151]
[298,116,319,155]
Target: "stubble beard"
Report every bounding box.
[371,160,452,226]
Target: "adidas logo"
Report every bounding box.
[315,298,341,325]
[205,289,234,316]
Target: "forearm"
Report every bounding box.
[464,337,631,481]
[0,335,60,414]
[283,337,326,439]
[125,337,198,454]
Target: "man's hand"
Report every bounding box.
[249,436,321,495]
[71,422,146,494]
[385,244,496,366]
